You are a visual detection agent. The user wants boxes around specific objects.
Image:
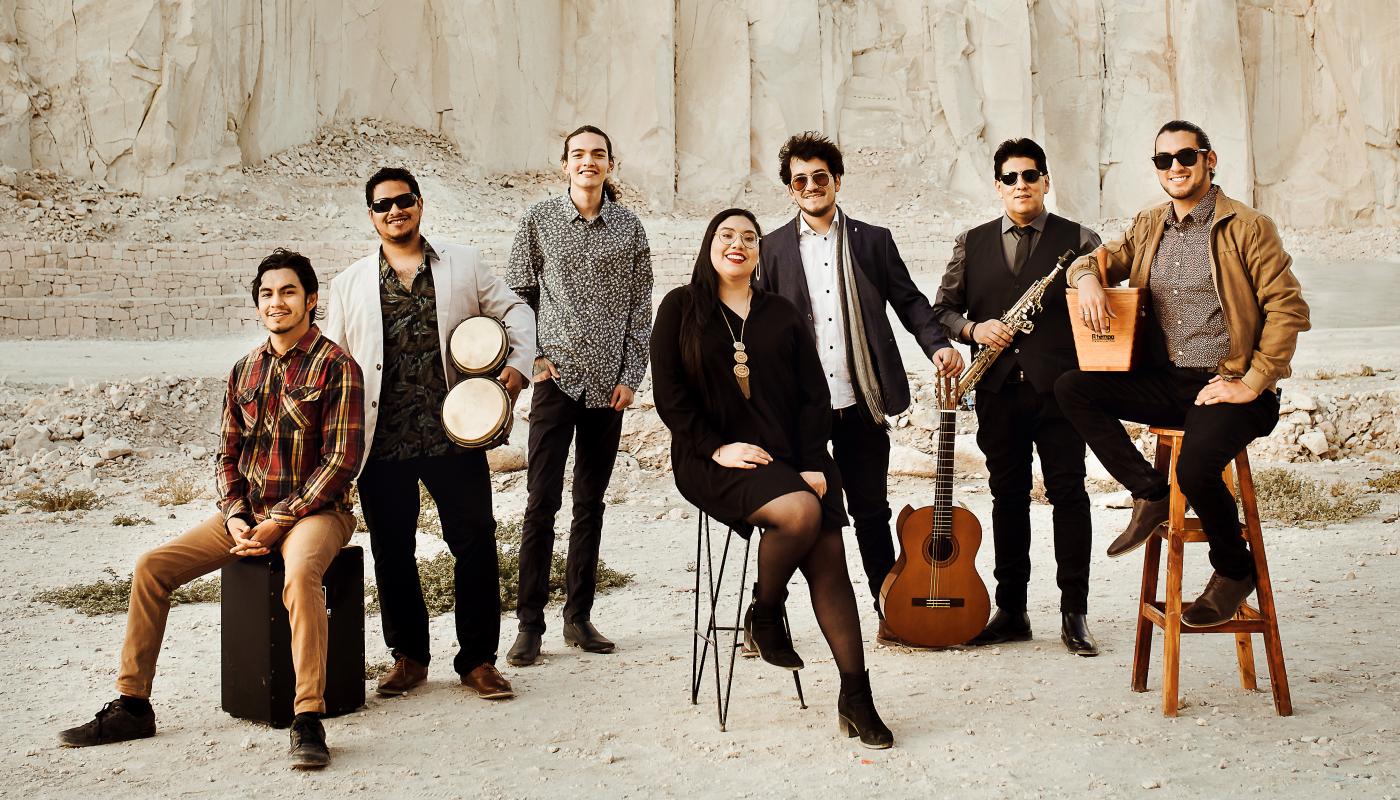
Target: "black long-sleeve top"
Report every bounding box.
[650,286,832,471]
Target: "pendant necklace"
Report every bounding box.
[719,292,752,399]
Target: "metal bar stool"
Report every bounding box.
[691,512,806,731]
[1132,427,1292,716]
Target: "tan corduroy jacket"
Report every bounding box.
[1067,188,1310,394]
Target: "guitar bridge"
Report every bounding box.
[911,598,966,608]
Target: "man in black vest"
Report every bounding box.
[932,138,1101,655]
[758,132,962,637]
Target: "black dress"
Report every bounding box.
[650,286,848,535]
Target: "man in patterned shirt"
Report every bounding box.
[59,249,364,769]
[505,125,653,666]
[1058,120,1310,627]
[323,167,535,700]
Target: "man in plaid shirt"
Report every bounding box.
[58,249,365,770]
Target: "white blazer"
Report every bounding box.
[321,242,536,474]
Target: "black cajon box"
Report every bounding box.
[220,545,365,728]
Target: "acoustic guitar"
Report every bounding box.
[879,373,990,647]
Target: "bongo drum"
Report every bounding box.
[440,316,515,449]
[441,377,513,449]
[448,316,509,377]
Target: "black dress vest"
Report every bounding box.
[964,213,1080,393]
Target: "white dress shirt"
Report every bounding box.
[798,210,856,409]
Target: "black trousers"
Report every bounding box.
[974,380,1092,614]
[517,378,625,634]
[831,406,894,602]
[1055,366,1279,580]
[357,449,499,675]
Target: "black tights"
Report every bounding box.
[747,491,865,674]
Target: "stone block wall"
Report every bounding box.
[0,240,697,339]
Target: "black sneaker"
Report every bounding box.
[289,713,330,769]
[58,699,156,747]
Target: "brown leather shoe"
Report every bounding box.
[460,663,515,700]
[376,656,427,696]
[1107,495,1170,558]
[1182,572,1256,628]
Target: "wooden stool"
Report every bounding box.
[1132,427,1292,716]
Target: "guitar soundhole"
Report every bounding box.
[924,534,958,565]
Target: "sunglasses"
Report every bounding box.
[716,229,760,249]
[790,171,832,192]
[998,169,1045,186]
[1151,148,1210,171]
[369,193,418,214]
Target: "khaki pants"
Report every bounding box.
[116,511,354,715]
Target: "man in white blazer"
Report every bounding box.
[322,167,534,700]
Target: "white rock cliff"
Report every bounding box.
[0,0,1395,225]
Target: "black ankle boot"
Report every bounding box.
[743,598,803,671]
[838,670,893,749]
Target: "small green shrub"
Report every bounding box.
[111,514,155,527]
[1365,470,1400,493]
[143,472,205,507]
[35,568,220,616]
[366,517,632,616]
[1252,468,1379,525]
[17,487,101,512]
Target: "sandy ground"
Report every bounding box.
[0,311,1398,800]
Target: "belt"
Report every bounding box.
[1003,368,1026,384]
[1170,365,1219,382]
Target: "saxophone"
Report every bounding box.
[953,248,1078,403]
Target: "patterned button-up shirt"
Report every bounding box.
[218,325,365,528]
[1149,185,1231,370]
[369,239,453,461]
[506,194,653,407]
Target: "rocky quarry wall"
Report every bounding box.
[1,0,1397,227]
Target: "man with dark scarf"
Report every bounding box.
[757,132,962,642]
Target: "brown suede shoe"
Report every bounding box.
[461,663,515,700]
[1107,495,1171,558]
[1182,572,1256,628]
[376,656,428,696]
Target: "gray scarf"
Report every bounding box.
[831,210,887,426]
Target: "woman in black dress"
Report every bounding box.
[651,208,892,749]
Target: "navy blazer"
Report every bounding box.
[756,213,949,416]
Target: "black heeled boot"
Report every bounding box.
[838,670,894,749]
[743,593,803,671]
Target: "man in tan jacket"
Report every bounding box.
[1056,120,1309,628]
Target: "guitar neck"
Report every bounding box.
[933,407,956,534]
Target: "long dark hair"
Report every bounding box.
[561,124,619,202]
[679,208,763,386]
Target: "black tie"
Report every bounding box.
[1010,225,1034,276]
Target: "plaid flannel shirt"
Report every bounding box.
[217,325,365,528]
